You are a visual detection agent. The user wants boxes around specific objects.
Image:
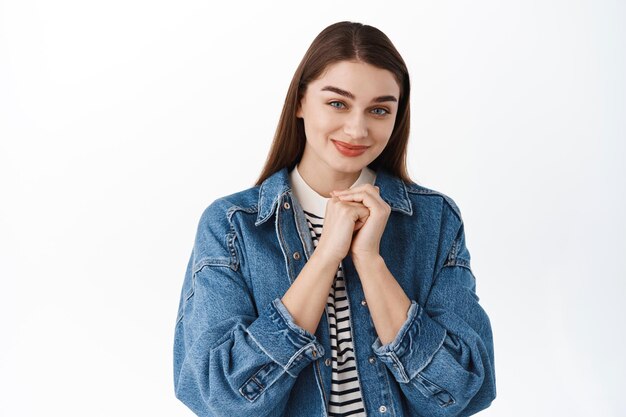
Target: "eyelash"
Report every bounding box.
[328,101,391,116]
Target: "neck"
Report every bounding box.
[297,163,362,197]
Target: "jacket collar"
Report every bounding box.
[255,166,413,226]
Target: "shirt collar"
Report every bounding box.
[255,165,413,226]
[289,164,376,218]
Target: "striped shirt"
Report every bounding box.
[289,164,376,417]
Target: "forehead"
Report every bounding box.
[309,60,400,98]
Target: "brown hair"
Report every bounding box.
[254,21,412,186]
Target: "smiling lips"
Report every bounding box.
[332,140,369,157]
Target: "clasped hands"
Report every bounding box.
[317,183,391,265]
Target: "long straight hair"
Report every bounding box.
[254,21,413,186]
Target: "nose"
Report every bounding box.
[343,112,368,140]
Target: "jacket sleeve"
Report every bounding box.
[173,200,325,417]
[371,211,496,416]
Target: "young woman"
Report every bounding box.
[174,21,496,417]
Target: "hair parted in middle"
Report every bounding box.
[255,21,412,186]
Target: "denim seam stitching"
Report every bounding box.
[275,192,294,287]
[193,258,230,273]
[289,189,314,263]
[284,343,317,377]
[381,356,397,417]
[390,351,410,382]
[228,209,257,300]
[226,204,257,220]
[413,372,457,407]
[226,229,239,271]
[444,258,472,269]
[406,187,462,220]
[244,329,286,372]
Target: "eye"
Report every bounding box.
[329,101,346,109]
[371,107,390,116]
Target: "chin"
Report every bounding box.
[330,158,370,174]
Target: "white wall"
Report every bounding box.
[1,1,624,415]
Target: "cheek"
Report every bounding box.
[304,117,332,145]
[372,121,395,142]
[311,105,344,125]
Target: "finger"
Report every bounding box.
[333,186,381,204]
[344,201,370,223]
[333,184,377,197]
[335,190,383,211]
[333,184,380,195]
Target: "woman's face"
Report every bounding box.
[296,60,400,176]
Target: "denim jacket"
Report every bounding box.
[173,166,496,417]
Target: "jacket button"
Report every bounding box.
[283,201,291,210]
[325,358,332,366]
[311,349,318,358]
[379,405,387,413]
[368,356,376,364]
[293,251,301,260]
[361,299,367,306]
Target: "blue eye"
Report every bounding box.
[329,101,346,109]
[372,108,389,116]
[328,101,391,117]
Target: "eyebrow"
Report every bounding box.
[320,85,398,103]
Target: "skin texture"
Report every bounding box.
[281,60,411,345]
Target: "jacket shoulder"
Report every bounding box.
[404,180,471,269]
[404,181,463,222]
[193,185,260,271]
[216,184,261,215]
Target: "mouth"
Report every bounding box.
[331,140,370,150]
[332,139,370,157]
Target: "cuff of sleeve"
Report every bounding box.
[246,297,325,378]
[371,300,447,383]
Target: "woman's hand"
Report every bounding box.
[314,193,370,266]
[331,184,391,263]
[315,183,390,265]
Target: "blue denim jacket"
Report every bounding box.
[173,167,496,417]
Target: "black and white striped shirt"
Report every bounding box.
[304,209,366,417]
[289,164,376,417]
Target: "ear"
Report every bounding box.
[295,99,304,119]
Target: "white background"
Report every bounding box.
[1,1,625,416]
